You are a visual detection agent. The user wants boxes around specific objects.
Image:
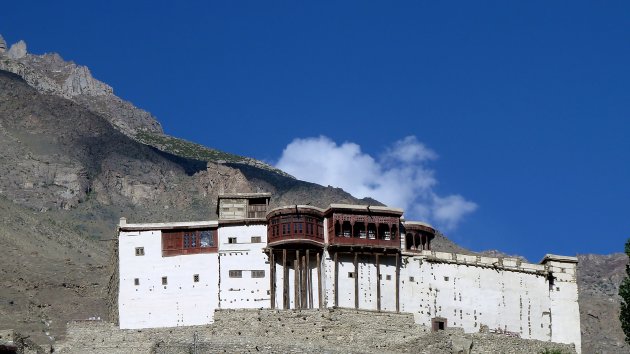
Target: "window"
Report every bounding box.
[444,276,449,281]
[228,237,237,244]
[200,230,214,248]
[386,275,392,281]
[134,278,140,286]
[251,270,265,278]
[162,276,168,285]
[135,247,144,256]
[251,236,262,243]
[229,270,242,278]
[193,274,199,282]
[432,317,447,331]
[409,276,415,282]
[348,272,355,278]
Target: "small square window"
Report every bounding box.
[409,276,415,282]
[348,272,355,278]
[251,236,262,243]
[193,274,199,282]
[386,275,392,281]
[135,247,145,256]
[444,276,449,281]
[162,276,168,285]
[229,270,242,278]
[228,237,237,244]
[251,270,265,278]
[134,278,140,286]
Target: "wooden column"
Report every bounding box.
[334,251,339,307]
[317,251,322,309]
[395,253,400,313]
[354,252,359,309]
[376,254,381,311]
[293,250,301,309]
[301,255,307,308]
[270,249,275,309]
[307,249,313,309]
[283,249,289,309]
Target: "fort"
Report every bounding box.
[110,193,581,352]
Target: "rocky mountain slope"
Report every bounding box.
[0,34,628,352]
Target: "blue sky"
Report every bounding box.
[2,1,629,261]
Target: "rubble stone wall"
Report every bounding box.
[55,308,576,354]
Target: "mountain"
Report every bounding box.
[0,35,627,352]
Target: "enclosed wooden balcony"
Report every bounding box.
[403,221,436,252]
[325,204,403,250]
[266,206,325,247]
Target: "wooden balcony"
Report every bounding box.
[267,206,325,248]
[327,212,401,250]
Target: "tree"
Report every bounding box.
[619,239,630,344]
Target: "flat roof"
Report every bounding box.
[218,218,267,226]
[325,204,404,216]
[217,193,272,199]
[267,205,326,215]
[404,221,435,229]
[119,218,217,231]
[539,254,578,264]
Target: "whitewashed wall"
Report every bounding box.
[399,252,581,353]
[118,230,219,329]
[546,259,581,353]
[218,224,270,309]
[118,218,580,352]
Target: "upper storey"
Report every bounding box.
[266,205,326,247]
[325,204,403,250]
[118,218,219,257]
[217,193,271,221]
[402,221,436,253]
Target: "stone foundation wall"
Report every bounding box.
[54,309,576,354]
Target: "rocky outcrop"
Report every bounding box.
[7,40,27,59]
[577,253,630,354]
[0,35,6,53]
[0,37,161,136]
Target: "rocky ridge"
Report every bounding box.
[0,36,288,176]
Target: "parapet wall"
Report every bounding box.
[412,250,576,277]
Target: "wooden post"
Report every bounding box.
[295,250,300,309]
[354,252,359,309]
[376,254,381,311]
[307,249,313,309]
[270,249,275,309]
[317,251,322,309]
[283,249,288,309]
[334,251,339,307]
[302,255,308,308]
[294,259,299,309]
[395,253,400,313]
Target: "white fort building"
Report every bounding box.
[116,193,581,352]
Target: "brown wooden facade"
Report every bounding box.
[161,228,218,257]
[326,207,403,249]
[266,206,326,310]
[403,222,436,252]
[267,206,325,247]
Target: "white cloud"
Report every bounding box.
[275,135,478,230]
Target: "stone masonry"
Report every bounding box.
[54,308,576,354]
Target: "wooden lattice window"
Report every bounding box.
[162,228,217,257]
